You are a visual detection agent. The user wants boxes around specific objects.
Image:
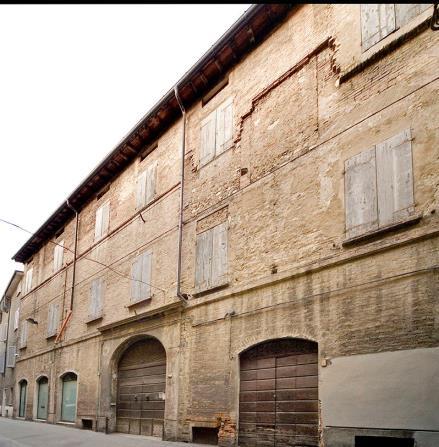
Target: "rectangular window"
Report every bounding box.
[361,4,432,50]
[94,201,110,241]
[195,222,228,291]
[136,162,157,209]
[0,324,7,342]
[19,321,27,349]
[345,129,414,240]
[24,268,33,294]
[6,346,16,368]
[131,251,152,303]
[200,97,233,166]
[14,309,19,331]
[53,240,64,272]
[89,277,104,320]
[0,347,5,373]
[47,302,60,338]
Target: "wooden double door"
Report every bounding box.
[239,339,318,447]
[116,338,166,437]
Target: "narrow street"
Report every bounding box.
[0,418,194,447]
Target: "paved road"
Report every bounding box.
[0,418,195,447]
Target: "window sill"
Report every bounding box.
[342,213,422,247]
[46,334,57,341]
[192,282,229,298]
[338,16,432,85]
[85,315,103,325]
[126,297,152,309]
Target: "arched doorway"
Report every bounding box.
[116,337,166,437]
[36,376,49,420]
[239,338,318,447]
[60,372,77,423]
[18,380,27,418]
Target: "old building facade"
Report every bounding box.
[0,271,23,418]
[4,4,439,447]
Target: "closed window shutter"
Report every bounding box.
[195,230,213,290]
[200,110,217,166]
[94,206,103,240]
[47,302,59,337]
[211,222,228,287]
[0,348,5,373]
[216,99,233,155]
[25,268,33,294]
[395,4,431,28]
[90,278,103,318]
[20,321,27,348]
[0,325,7,341]
[376,129,414,227]
[6,346,16,368]
[14,309,19,331]
[345,147,379,239]
[140,251,152,299]
[131,256,142,302]
[145,162,157,205]
[361,4,396,50]
[101,202,110,237]
[136,170,147,209]
[53,240,64,272]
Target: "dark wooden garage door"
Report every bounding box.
[239,339,318,447]
[116,338,166,437]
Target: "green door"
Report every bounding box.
[37,378,49,420]
[19,381,27,418]
[61,373,77,422]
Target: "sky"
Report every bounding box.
[0,4,250,294]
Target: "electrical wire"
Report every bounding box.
[1,222,178,320]
[0,217,167,294]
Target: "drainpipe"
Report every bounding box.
[174,85,188,303]
[66,200,79,311]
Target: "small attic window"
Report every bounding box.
[96,184,110,201]
[139,141,158,162]
[55,227,64,239]
[202,75,229,107]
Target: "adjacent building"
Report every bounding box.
[4,4,439,447]
[0,270,23,418]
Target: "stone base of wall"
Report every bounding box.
[324,427,439,447]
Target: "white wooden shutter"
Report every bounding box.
[211,222,228,287]
[19,321,27,348]
[0,325,7,341]
[14,309,19,331]
[94,206,103,240]
[136,170,147,209]
[200,110,217,166]
[131,255,142,302]
[0,348,5,373]
[376,129,414,227]
[140,251,152,299]
[90,277,103,318]
[361,4,396,50]
[53,240,64,272]
[395,4,431,28]
[345,147,379,239]
[6,346,16,368]
[145,162,157,205]
[101,202,110,237]
[47,302,59,337]
[195,229,213,290]
[216,98,233,155]
[25,268,33,294]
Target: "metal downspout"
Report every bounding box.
[174,85,188,303]
[66,200,79,311]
